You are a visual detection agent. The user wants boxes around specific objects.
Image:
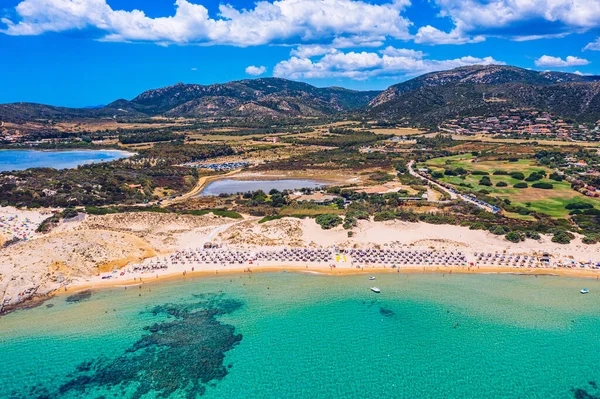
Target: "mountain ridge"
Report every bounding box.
[2,66,600,124]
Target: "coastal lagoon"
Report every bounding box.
[1,273,600,398]
[199,178,326,196]
[0,150,133,172]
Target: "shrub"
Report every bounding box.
[565,202,594,210]
[61,207,79,219]
[479,189,490,194]
[514,182,528,189]
[493,170,508,175]
[431,171,444,179]
[505,231,524,243]
[510,172,525,180]
[551,230,574,244]
[373,211,396,222]
[549,172,563,182]
[496,181,508,187]
[479,176,492,186]
[582,236,598,245]
[532,182,553,189]
[491,226,509,235]
[315,214,342,229]
[472,171,489,176]
[526,231,541,240]
[525,172,543,182]
[469,222,487,230]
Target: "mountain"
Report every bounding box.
[0,78,379,122]
[368,65,600,124]
[108,78,380,118]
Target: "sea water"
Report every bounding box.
[1,273,599,398]
[0,150,133,172]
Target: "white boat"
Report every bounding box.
[369,276,376,280]
[581,288,589,294]
[371,287,381,293]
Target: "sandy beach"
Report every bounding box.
[2,210,600,313]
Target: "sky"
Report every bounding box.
[1,0,600,107]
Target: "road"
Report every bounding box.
[407,160,458,200]
[407,160,498,213]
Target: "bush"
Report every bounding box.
[469,222,487,230]
[479,176,492,186]
[505,231,524,243]
[491,226,510,235]
[496,181,508,187]
[565,202,594,210]
[532,182,553,190]
[472,171,489,176]
[551,230,574,244]
[373,211,396,222]
[526,231,541,240]
[549,172,563,182]
[431,171,444,179]
[582,236,598,245]
[525,172,543,182]
[315,214,342,229]
[493,170,508,175]
[514,182,528,189]
[510,172,525,180]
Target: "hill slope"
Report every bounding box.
[368,65,600,124]
[108,78,380,118]
[0,78,380,122]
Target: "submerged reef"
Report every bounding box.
[27,293,243,399]
[65,290,93,303]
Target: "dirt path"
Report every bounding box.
[161,168,242,206]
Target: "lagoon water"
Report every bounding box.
[1,273,600,398]
[199,178,325,196]
[0,150,133,172]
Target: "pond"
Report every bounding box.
[0,149,134,172]
[199,179,326,196]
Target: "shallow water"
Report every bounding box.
[1,273,600,398]
[0,149,133,172]
[199,179,325,196]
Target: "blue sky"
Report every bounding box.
[1,0,600,107]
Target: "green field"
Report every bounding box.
[423,156,600,218]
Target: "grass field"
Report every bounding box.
[423,155,600,218]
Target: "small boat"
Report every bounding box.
[369,276,376,281]
[371,287,381,293]
[581,288,589,294]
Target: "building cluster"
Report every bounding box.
[440,110,600,141]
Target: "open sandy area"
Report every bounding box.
[2,211,599,313]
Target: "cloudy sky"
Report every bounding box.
[1,0,600,106]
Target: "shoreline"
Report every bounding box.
[4,262,599,316]
[62,263,600,294]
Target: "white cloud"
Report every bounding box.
[414,26,484,45]
[534,55,590,67]
[1,0,412,47]
[379,46,425,58]
[273,49,503,79]
[191,67,198,71]
[416,0,600,45]
[291,45,337,58]
[245,65,267,75]
[584,37,600,51]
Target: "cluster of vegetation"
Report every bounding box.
[286,130,391,148]
[118,132,182,144]
[0,144,233,207]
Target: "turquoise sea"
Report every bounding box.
[0,150,133,172]
[1,273,599,398]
